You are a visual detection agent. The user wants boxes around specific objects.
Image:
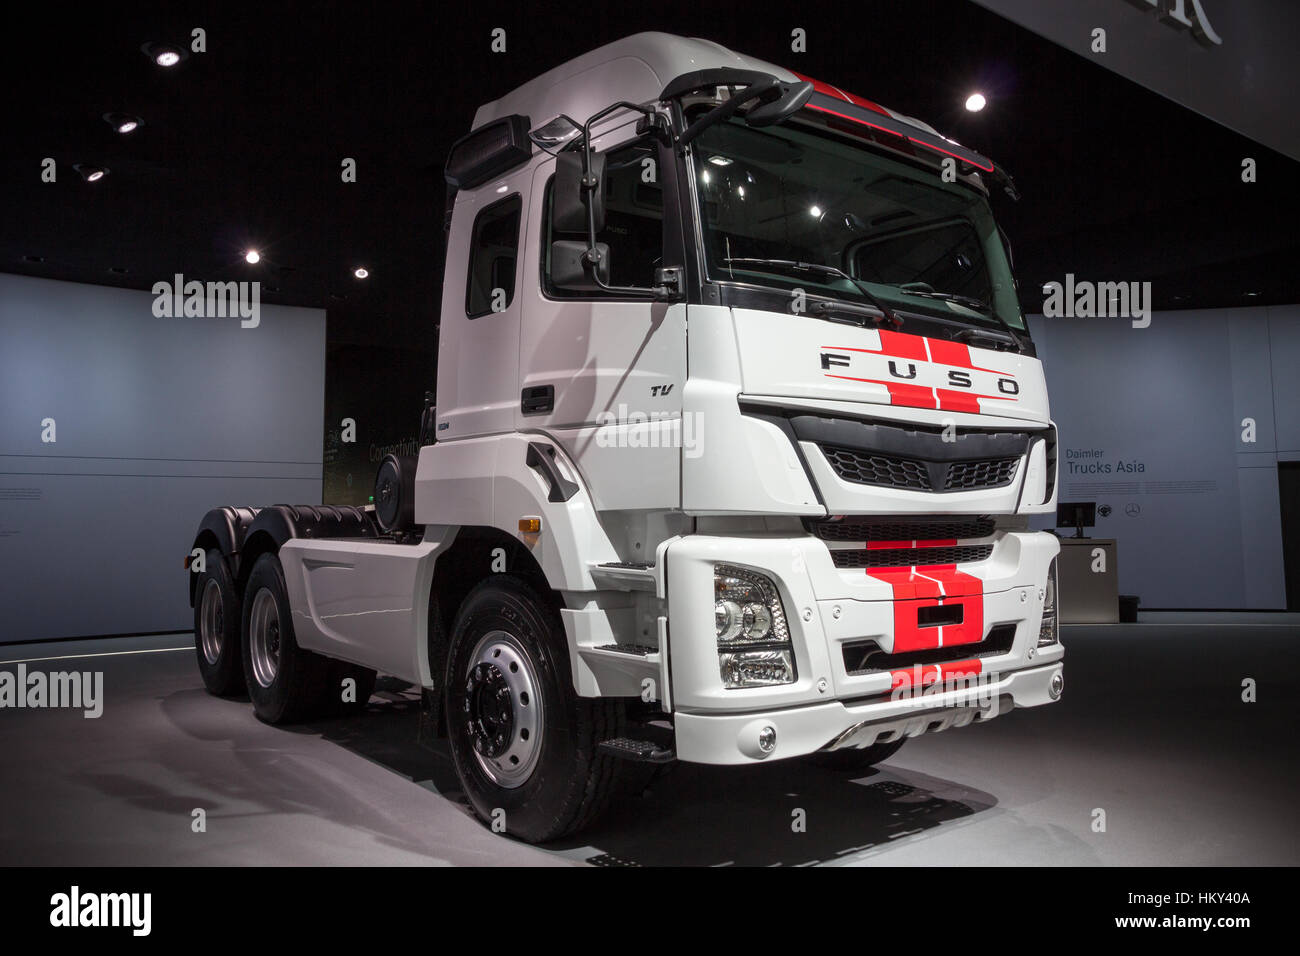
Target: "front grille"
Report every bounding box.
[810,516,996,542]
[820,445,930,490]
[843,623,1018,675]
[820,443,1021,493]
[831,544,994,569]
[945,457,1019,490]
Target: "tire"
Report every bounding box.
[193,548,246,696]
[325,660,377,716]
[444,576,631,843]
[803,736,907,772]
[241,552,330,724]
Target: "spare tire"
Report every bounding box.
[374,453,417,534]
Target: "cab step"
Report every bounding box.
[589,561,657,592]
[594,643,657,656]
[597,737,676,763]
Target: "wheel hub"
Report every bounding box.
[462,632,543,789]
[248,587,281,688]
[199,578,224,665]
[465,663,514,758]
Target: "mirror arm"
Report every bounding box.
[676,77,780,146]
[573,100,679,300]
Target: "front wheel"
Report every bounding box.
[444,576,631,843]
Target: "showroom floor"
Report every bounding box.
[1,623,1296,866]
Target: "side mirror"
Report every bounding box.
[550,240,610,291]
[744,79,814,127]
[554,150,606,234]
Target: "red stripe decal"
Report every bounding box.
[824,332,1018,412]
[792,72,891,116]
[867,565,986,653]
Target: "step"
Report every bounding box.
[597,737,676,763]
[589,561,657,592]
[594,643,658,656]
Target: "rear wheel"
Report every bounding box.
[241,553,329,724]
[444,576,632,843]
[803,737,907,771]
[193,548,245,696]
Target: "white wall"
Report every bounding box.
[0,273,325,642]
[1029,304,1296,608]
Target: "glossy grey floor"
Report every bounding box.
[1,624,1296,866]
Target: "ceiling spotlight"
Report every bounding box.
[141,41,188,68]
[965,92,987,112]
[809,205,823,217]
[103,112,143,134]
[354,268,369,279]
[244,250,261,264]
[708,155,734,166]
[73,164,109,182]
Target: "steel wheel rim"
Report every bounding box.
[464,630,544,789]
[248,587,281,688]
[199,578,224,665]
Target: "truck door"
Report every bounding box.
[519,131,687,512]
[436,173,529,439]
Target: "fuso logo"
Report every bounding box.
[819,330,1019,413]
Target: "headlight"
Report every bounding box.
[1038,558,1059,647]
[714,564,796,688]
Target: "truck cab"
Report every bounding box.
[187,32,1062,843]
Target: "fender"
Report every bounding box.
[415,433,621,592]
[188,506,259,605]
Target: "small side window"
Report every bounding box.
[466,194,522,318]
[542,138,664,298]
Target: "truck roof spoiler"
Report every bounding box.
[660,68,1020,200]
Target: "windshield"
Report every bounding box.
[692,114,1026,332]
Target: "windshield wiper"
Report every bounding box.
[720,257,902,329]
[898,289,1026,351]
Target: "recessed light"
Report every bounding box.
[141,41,187,67]
[103,112,143,134]
[73,164,108,182]
[354,268,369,279]
[708,156,733,166]
[244,250,261,264]
[965,92,987,112]
[809,205,822,217]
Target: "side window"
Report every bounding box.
[466,194,521,318]
[543,138,663,297]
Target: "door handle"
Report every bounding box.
[521,385,554,414]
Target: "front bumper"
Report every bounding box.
[674,659,1062,764]
[663,529,1063,763]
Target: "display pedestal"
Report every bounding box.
[1058,537,1119,624]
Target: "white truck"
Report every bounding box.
[186,33,1063,843]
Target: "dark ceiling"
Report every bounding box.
[2,0,1297,360]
